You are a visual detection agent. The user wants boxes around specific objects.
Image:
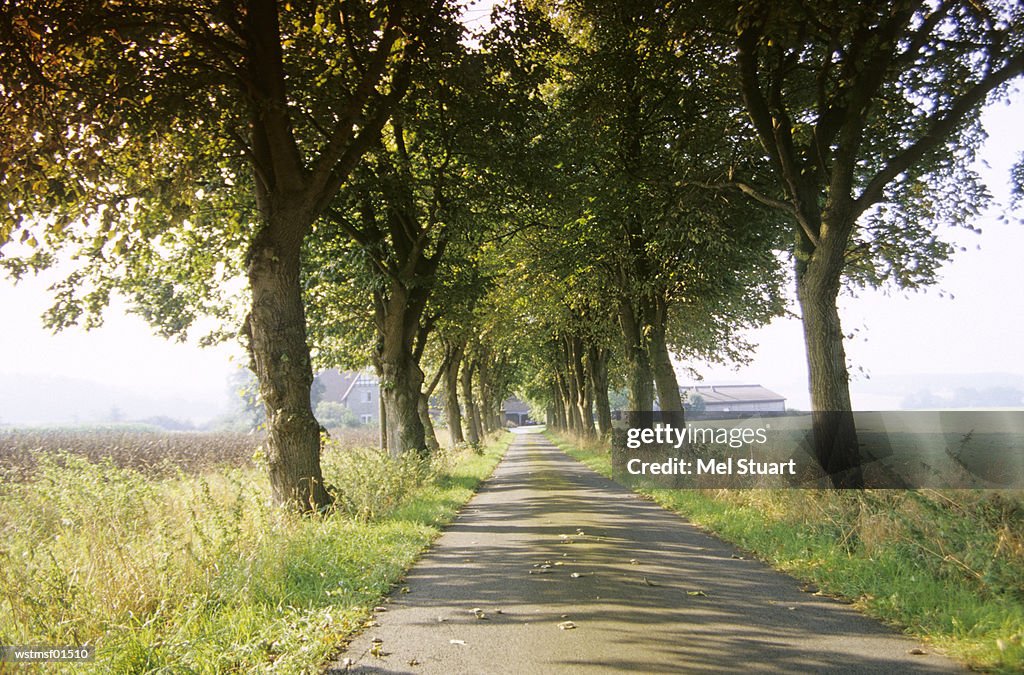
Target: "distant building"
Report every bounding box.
[503,396,533,426]
[317,369,380,424]
[681,385,786,413]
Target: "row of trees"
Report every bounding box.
[2,0,1021,508]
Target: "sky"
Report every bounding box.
[1,60,1022,425]
[681,95,1024,409]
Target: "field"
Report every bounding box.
[0,426,510,672]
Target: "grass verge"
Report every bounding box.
[549,431,1024,673]
[0,433,511,673]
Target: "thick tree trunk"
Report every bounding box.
[460,358,481,445]
[444,344,465,447]
[376,283,429,457]
[245,236,330,512]
[589,345,613,437]
[796,235,864,488]
[650,307,683,412]
[379,353,427,457]
[618,299,655,411]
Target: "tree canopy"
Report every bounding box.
[2,0,1021,500]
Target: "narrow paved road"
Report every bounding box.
[327,429,960,674]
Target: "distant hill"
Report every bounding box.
[847,372,1024,410]
[0,373,228,427]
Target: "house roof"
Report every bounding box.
[680,384,786,405]
[317,369,376,404]
[503,396,530,414]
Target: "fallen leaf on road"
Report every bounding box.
[363,620,380,628]
[686,590,707,597]
[373,606,387,612]
[409,658,421,666]
[570,572,581,578]
[471,608,488,620]
[558,621,577,630]
[629,559,639,565]
[908,648,927,655]
[642,577,658,586]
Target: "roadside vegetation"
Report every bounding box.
[0,430,510,672]
[551,432,1024,673]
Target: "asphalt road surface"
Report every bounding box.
[326,428,960,674]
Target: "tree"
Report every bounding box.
[0,0,450,510]
[711,0,1024,485]
[303,14,523,456]
[519,0,787,416]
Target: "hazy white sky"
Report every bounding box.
[685,94,1024,408]
[1,85,1022,421]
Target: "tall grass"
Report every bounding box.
[0,433,510,672]
[552,431,1024,673]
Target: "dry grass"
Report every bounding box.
[0,429,511,672]
[0,426,389,481]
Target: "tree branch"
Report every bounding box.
[854,51,1024,217]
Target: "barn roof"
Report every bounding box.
[681,384,786,405]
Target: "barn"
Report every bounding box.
[681,385,786,413]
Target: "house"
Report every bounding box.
[681,384,786,413]
[503,396,533,426]
[317,369,380,424]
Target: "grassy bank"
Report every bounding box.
[0,433,511,672]
[550,432,1024,673]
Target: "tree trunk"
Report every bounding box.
[478,357,495,434]
[419,392,439,453]
[461,358,481,445]
[245,235,330,512]
[568,335,595,438]
[796,233,864,488]
[618,299,655,411]
[378,391,388,450]
[444,344,465,447]
[550,380,566,430]
[375,282,429,457]
[558,371,581,433]
[589,345,613,437]
[379,353,427,457]
[650,300,683,413]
